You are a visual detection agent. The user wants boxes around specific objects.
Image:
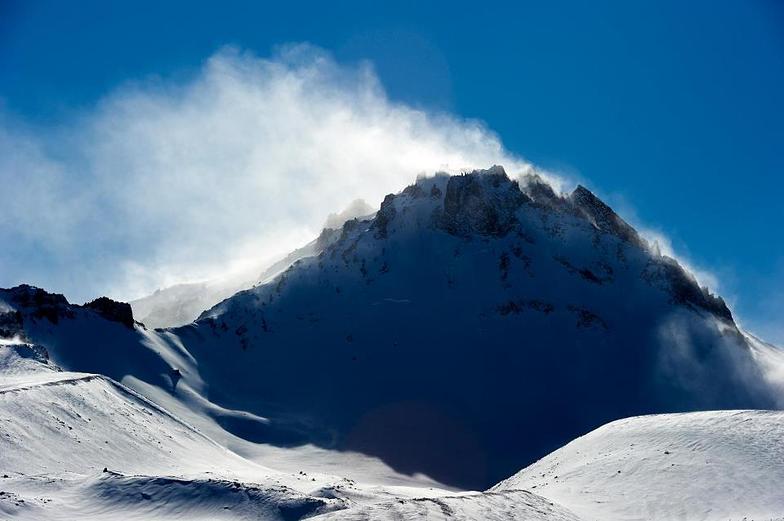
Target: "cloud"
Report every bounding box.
[0,44,538,302]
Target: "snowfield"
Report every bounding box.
[0,344,580,520]
[494,410,784,521]
[313,489,583,521]
[4,357,783,521]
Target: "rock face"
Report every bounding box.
[372,194,397,239]
[0,285,73,327]
[0,307,23,339]
[174,166,777,490]
[569,185,642,246]
[84,297,135,329]
[437,166,529,236]
[0,286,136,332]
[641,256,732,322]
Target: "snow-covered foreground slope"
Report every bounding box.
[0,369,248,477]
[313,489,583,521]
[0,341,342,520]
[0,341,582,520]
[494,410,784,521]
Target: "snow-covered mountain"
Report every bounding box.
[173,166,780,488]
[2,166,783,519]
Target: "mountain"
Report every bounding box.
[130,199,372,329]
[165,166,779,489]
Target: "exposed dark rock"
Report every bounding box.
[340,218,361,236]
[373,194,397,239]
[568,305,608,329]
[438,167,529,237]
[0,309,24,339]
[519,173,571,212]
[2,285,71,324]
[570,185,643,246]
[498,299,555,316]
[642,256,733,322]
[5,284,69,308]
[402,183,426,198]
[578,268,602,284]
[554,256,609,285]
[4,342,51,365]
[315,227,340,251]
[83,297,135,329]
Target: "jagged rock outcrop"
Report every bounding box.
[0,307,23,339]
[437,166,529,236]
[569,185,643,246]
[84,296,135,329]
[642,256,733,322]
[0,285,136,332]
[372,194,397,239]
[0,285,72,325]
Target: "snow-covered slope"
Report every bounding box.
[493,410,784,521]
[0,365,245,477]
[0,339,350,520]
[312,489,583,521]
[0,338,583,521]
[0,284,435,490]
[173,166,779,488]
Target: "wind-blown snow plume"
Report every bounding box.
[0,44,538,302]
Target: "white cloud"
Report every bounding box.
[0,44,538,302]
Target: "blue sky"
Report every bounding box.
[0,0,782,342]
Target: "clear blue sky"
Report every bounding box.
[1,0,782,342]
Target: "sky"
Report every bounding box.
[0,0,782,343]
